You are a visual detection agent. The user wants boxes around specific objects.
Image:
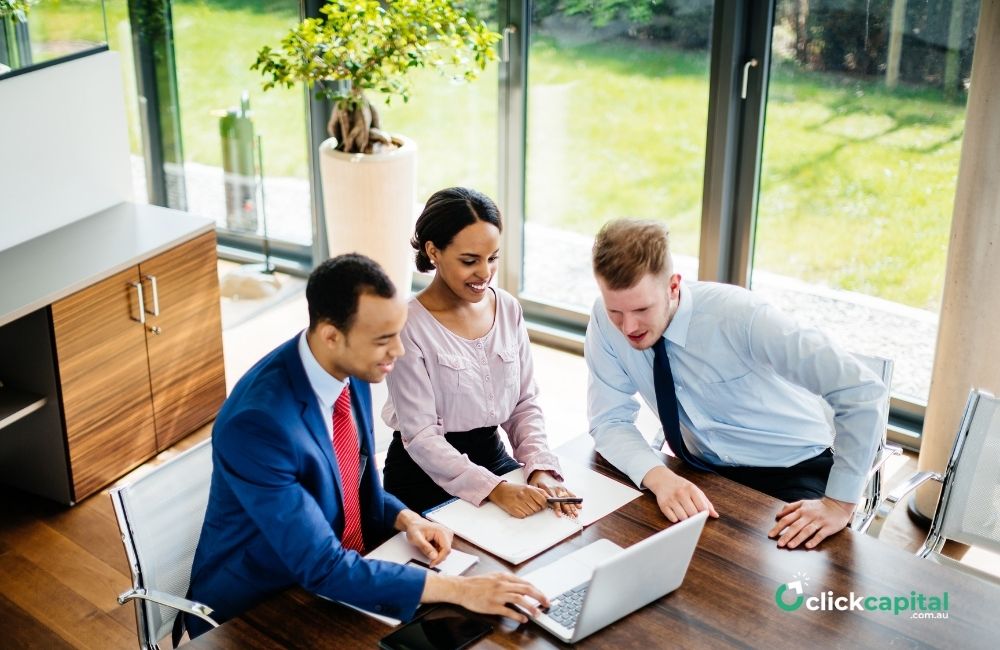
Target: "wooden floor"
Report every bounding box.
[0,425,212,649]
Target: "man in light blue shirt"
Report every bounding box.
[586,220,888,550]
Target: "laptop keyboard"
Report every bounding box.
[545,582,591,630]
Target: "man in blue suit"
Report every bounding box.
[187,254,547,638]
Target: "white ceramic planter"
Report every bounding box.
[318,135,417,295]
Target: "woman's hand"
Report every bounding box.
[487,481,548,518]
[528,470,580,518]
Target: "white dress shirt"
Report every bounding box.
[585,279,888,504]
[298,330,360,444]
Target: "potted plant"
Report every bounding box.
[0,0,33,72]
[252,0,500,289]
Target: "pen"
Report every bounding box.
[546,497,583,504]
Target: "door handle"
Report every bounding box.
[501,25,517,63]
[143,274,160,316]
[130,281,145,325]
[741,58,759,100]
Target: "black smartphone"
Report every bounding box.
[379,609,493,650]
[405,558,441,573]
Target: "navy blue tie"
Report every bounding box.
[652,337,713,472]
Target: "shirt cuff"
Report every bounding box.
[521,454,563,482]
[463,467,505,506]
[622,452,667,490]
[824,466,867,504]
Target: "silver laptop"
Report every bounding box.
[520,510,708,643]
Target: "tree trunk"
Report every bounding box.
[795,0,810,66]
[886,0,907,89]
[326,93,394,154]
[943,0,965,100]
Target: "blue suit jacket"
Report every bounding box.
[187,335,425,635]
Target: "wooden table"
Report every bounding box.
[187,436,999,649]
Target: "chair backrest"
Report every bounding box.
[853,354,894,398]
[110,440,213,648]
[850,353,894,531]
[927,390,1000,556]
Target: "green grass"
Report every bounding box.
[37,1,965,311]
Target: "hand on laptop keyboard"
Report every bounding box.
[545,583,591,629]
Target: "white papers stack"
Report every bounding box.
[425,459,641,564]
[336,532,479,626]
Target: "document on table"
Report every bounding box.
[425,459,641,565]
[334,532,479,626]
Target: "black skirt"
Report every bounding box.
[382,426,521,514]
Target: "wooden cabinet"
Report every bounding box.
[141,232,226,450]
[51,266,159,500]
[50,232,226,501]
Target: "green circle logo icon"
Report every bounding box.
[775,583,805,611]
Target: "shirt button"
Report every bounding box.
[489,394,494,400]
[476,342,483,349]
[485,375,490,380]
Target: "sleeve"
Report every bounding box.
[746,303,888,504]
[376,488,408,535]
[215,410,425,620]
[585,303,666,488]
[500,302,562,481]
[386,326,503,505]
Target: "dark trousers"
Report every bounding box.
[383,427,521,514]
[712,449,834,502]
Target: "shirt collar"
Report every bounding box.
[298,329,346,411]
[663,279,693,348]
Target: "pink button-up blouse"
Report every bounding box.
[382,288,561,505]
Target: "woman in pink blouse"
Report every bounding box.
[382,187,578,518]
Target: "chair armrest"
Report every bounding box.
[865,470,943,538]
[866,443,903,479]
[118,588,219,628]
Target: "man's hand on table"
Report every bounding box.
[395,509,453,568]
[769,497,854,549]
[642,466,719,523]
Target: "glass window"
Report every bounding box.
[751,0,981,403]
[522,1,714,310]
[1,0,106,73]
[171,0,311,246]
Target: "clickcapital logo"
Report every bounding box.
[774,573,950,619]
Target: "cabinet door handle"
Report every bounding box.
[130,281,146,324]
[143,274,160,316]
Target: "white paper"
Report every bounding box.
[425,459,641,564]
[557,459,642,526]
[427,495,582,564]
[335,531,480,626]
[365,531,479,575]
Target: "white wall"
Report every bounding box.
[0,51,133,252]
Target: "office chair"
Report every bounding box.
[850,353,900,533]
[110,439,218,649]
[867,389,1000,585]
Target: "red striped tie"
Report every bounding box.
[332,385,365,553]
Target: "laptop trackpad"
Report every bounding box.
[520,538,623,598]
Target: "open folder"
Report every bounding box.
[425,459,641,564]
